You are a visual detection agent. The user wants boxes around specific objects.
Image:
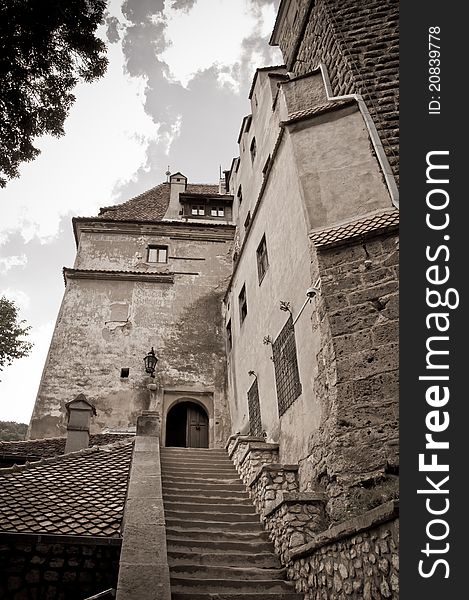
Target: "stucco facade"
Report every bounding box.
[28,184,235,447]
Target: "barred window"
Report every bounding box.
[272,316,302,416]
[248,378,262,436]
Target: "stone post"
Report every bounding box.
[116,412,171,600]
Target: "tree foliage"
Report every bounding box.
[0,0,108,187]
[0,421,28,441]
[0,296,33,374]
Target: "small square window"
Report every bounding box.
[147,245,168,263]
[256,235,269,283]
[239,284,248,324]
[120,368,129,378]
[191,205,205,215]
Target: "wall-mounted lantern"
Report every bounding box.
[144,347,158,378]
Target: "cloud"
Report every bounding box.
[0,254,27,275]
[105,15,121,43]
[171,0,197,10]
[108,0,282,199]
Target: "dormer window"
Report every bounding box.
[250,138,257,162]
[191,205,205,216]
[147,245,168,263]
[211,207,225,217]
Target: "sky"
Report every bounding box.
[0,0,282,423]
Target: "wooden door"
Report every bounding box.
[187,404,209,448]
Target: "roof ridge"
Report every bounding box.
[0,439,134,474]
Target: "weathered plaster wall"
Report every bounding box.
[274,0,399,182]
[29,223,234,444]
[225,134,322,463]
[287,105,393,229]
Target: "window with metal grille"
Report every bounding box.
[272,316,302,416]
[256,234,269,284]
[147,245,168,263]
[248,378,262,436]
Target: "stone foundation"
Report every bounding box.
[227,434,399,599]
[288,502,399,599]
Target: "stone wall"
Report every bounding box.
[227,436,279,485]
[301,230,399,523]
[288,502,399,600]
[0,536,120,599]
[275,0,399,182]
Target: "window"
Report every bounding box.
[120,368,129,378]
[272,316,302,416]
[250,137,257,162]
[191,205,205,215]
[238,284,247,324]
[147,245,168,263]
[244,211,251,230]
[248,378,262,436]
[237,186,243,205]
[210,206,225,217]
[226,320,232,351]
[256,235,269,283]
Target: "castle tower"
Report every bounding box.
[28,174,235,448]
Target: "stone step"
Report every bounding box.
[166,538,273,554]
[165,528,269,543]
[162,473,241,482]
[163,492,250,504]
[170,565,287,581]
[161,448,228,457]
[161,458,233,467]
[164,500,254,513]
[167,550,281,568]
[164,508,259,522]
[162,481,247,492]
[170,577,297,594]
[165,518,263,533]
[161,466,238,474]
[172,593,303,600]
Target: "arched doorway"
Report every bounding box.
[165,401,209,448]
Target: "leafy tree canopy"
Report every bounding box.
[0,0,108,187]
[0,296,33,374]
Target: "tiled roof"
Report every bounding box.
[0,433,133,461]
[310,209,399,249]
[97,182,219,222]
[0,440,133,538]
[282,98,356,126]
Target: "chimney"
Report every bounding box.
[64,394,96,453]
[165,172,187,220]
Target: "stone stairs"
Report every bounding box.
[161,447,303,600]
